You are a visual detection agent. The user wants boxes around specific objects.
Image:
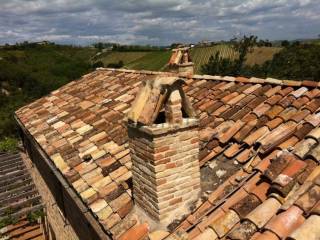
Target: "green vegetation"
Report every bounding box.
[249,44,320,80]
[126,51,172,71]
[95,44,281,74]
[0,43,97,149]
[202,35,320,81]
[97,51,149,67]
[0,208,18,229]
[0,137,18,153]
[191,45,238,73]
[27,209,45,223]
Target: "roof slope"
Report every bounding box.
[0,152,44,240]
[15,68,320,239]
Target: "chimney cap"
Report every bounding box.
[127,76,195,125]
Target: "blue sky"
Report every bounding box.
[1,0,319,45]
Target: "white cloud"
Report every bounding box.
[0,0,319,45]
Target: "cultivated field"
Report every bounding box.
[126,51,171,71]
[97,51,149,66]
[246,47,282,66]
[96,45,282,73]
[191,45,238,73]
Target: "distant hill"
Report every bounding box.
[95,45,282,74]
[0,44,97,140]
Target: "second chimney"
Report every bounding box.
[168,47,194,76]
[127,76,200,225]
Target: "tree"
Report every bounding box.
[232,35,258,74]
[281,40,290,47]
[201,52,237,76]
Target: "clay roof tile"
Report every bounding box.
[289,215,320,240]
[293,138,318,159]
[259,121,298,154]
[290,87,308,98]
[264,152,293,181]
[227,220,257,240]
[243,126,270,146]
[265,205,305,239]
[210,209,240,238]
[230,194,262,219]
[246,197,281,228]
[295,185,320,215]
[254,230,280,240]
[118,223,149,240]
[307,144,320,162]
[306,127,320,142]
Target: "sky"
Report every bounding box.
[1,0,320,45]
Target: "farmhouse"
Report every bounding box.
[13,48,320,239]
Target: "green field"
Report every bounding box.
[126,51,171,71]
[96,51,149,66]
[95,45,282,74]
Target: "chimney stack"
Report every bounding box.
[127,76,200,225]
[168,47,194,76]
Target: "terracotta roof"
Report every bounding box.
[15,68,320,239]
[0,152,45,239]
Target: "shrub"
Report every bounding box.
[0,137,18,153]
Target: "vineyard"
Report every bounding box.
[95,45,282,73]
[191,45,238,73]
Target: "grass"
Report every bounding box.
[97,51,149,66]
[126,51,172,71]
[246,47,282,66]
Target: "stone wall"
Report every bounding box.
[21,152,79,240]
[128,121,201,223]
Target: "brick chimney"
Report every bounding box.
[168,47,194,76]
[127,76,200,224]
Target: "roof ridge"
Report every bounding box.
[97,67,320,88]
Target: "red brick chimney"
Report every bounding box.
[168,47,194,76]
[127,76,200,224]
